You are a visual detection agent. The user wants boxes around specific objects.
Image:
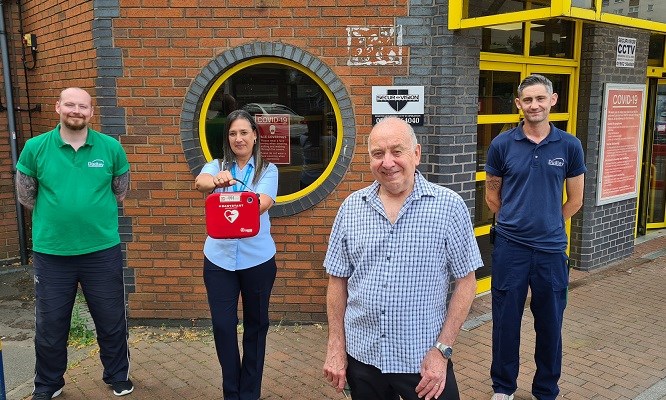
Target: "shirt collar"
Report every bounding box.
[54,124,94,148]
[365,170,435,201]
[232,156,255,170]
[513,121,562,144]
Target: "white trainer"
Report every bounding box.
[491,394,514,400]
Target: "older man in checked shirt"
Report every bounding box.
[323,117,483,400]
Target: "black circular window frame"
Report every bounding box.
[180,42,356,217]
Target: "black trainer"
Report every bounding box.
[111,379,134,396]
[32,387,63,400]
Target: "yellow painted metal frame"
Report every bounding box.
[450,0,666,33]
[473,21,582,294]
[198,57,344,204]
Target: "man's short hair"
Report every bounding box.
[517,74,554,97]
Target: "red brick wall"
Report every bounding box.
[116,1,409,322]
[1,0,98,264]
[3,1,410,322]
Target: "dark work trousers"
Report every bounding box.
[204,256,277,400]
[346,354,460,400]
[490,235,568,400]
[33,244,130,394]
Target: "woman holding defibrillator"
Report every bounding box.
[195,109,279,400]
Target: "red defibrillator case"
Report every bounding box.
[205,191,260,239]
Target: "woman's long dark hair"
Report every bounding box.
[220,109,267,186]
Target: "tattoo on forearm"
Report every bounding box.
[112,171,130,201]
[16,171,38,209]
[486,176,501,191]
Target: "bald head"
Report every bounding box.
[56,87,94,131]
[59,87,92,105]
[368,117,417,152]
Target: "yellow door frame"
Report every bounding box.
[475,22,582,293]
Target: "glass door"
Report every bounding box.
[639,79,666,231]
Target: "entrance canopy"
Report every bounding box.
[449,0,666,33]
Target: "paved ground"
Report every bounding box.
[3,230,666,400]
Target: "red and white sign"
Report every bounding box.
[255,114,290,165]
[597,84,645,205]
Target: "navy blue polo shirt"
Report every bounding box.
[485,123,586,252]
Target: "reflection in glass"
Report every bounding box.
[482,24,524,55]
[571,0,593,8]
[649,83,666,223]
[601,1,666,24]
[475,180,494,227]
[479,71,520,115]
[552,120,568,132]
[204,63,339,197]
[529,73,569,114]
[529,19,574,58]
[467,0,549,18]
[477,123,518,171]
[648,34,665,67]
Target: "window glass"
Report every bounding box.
[204,63,338,197]
[477,123,518,171]
[648,34,665,67]
[529,19,574,58]
[482,24,524,55]
[478,71,521,115]
[467,0,549,18]
[552,120,568,132]
[601,1,666,23]
[572,0,594,8]
[475,180,494,227]
[531,73,569,113]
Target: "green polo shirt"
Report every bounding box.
[16,125,130,255]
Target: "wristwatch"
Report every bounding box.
[434,341,453,359]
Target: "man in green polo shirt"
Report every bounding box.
[15,87,133,400]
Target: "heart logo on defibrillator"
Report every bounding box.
[224,209,239,223]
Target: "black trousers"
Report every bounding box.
[33,244,130,393]
[204,256,277,400]
[346,354,460,400]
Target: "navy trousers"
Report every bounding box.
[490,235,568,400]
[204,256,277,400]
[346,354,460,400]
[33,244,130,394]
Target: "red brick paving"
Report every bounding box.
[19,232,666,400]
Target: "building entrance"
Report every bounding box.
[638,79,666,234]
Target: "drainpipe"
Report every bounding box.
[0,2,29,265]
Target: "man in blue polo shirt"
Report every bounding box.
[15,87,133,400]
[485,75,586,400]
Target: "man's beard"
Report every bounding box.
[62,117,87,131]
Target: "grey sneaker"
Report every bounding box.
[491,394,514,400]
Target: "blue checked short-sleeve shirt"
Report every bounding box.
[324,172,483,373]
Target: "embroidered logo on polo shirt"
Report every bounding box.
[548,158,565,167]
[88,159,105,168]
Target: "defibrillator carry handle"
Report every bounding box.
[218,159,260,204]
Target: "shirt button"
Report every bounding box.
[535,155,538,158]
[381,334,386,338]
[386,256,390,260]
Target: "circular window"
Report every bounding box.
[181,45,355,217]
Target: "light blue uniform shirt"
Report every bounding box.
[324,172,483,373]
[201,157,278,271]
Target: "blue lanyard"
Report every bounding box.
[231,163,253,192]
